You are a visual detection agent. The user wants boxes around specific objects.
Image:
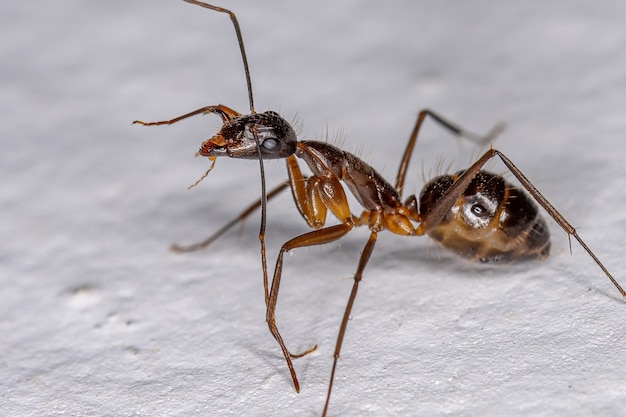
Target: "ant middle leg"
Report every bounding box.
[395,109,505,196]
[321,230,378,417]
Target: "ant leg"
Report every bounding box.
[133,104,242,190]
[266,223,353,393]
[133,104,241,126]
[418,148,625,297]
[169,159,365,254]
[322,230,377,417]
[395,109,505,196]
[266,158,356,392]
[171,181,290,253]
[491,150,625,296]
[172,150,370,254]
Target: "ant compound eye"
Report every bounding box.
[262,137,279,151]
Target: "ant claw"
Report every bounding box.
[290,344,318,359]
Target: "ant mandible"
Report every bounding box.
[134,2,625,416]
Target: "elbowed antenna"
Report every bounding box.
[183,0,255,113]
[181,1,271,309]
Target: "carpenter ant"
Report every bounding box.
[134,2,625,416]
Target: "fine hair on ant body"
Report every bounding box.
[134,2,625,416]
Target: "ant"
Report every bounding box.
[134,1,625,416]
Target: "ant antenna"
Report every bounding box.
[183,0,269,293]
[183,0,255,113]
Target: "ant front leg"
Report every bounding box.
[266,223,352,392]
[133,104,241,127]
[395,109,505,197]
[133,104,245,188]
[265,155,356,393]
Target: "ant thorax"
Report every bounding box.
[419,170,550,263]
[296,141,403,212]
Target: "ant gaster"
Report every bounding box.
[134,2,625,416]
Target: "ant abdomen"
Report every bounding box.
[419,170,551,263]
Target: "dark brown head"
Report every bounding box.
[198,111,297,160]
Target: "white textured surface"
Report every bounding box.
[3,1,626,416]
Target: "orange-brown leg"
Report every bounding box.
[321,230,378,417]
[286,155,329,229]
[395,109,504,197]
[266,222,354,393]
[172,151,352,255]
[266,156,358,392]
[133,106,244,189]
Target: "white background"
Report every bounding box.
[3,1,626,416]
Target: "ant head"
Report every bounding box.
[199,111,297,160]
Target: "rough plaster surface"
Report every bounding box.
[2,1,626,416]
